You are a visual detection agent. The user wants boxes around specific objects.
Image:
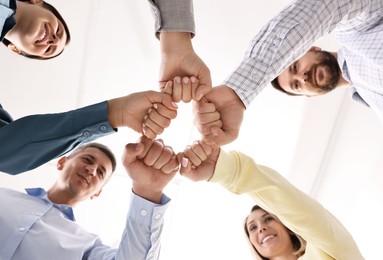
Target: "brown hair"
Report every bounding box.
[68,143,117,173]
[243,205,306,259]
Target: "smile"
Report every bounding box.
[262,235,276,244]
[36,24,47,43]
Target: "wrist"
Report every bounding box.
[132,184,163,204]
[160,32,193,54]
[107,98,123,128]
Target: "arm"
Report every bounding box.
[0,91,177,175]
[147,0,212,100]
[212,150,364,260]
[224,0,377,106]
[179,142,364,259]
[0,0,16,41]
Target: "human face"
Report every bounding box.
[7,1,67,59]
[57,147,113,202]
[246,209,295,259]
[277,50,341,96]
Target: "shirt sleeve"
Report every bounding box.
[209,149,364,260]
[223,0,370,107]
[0,0,16,40]
[86,191,170,260]
[146,0,195,39]
[0,101,116,175]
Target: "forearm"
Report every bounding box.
[0,102,115,174]
[147,0,195,39]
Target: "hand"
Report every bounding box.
[122,136,179,204]
[163,76,200,103]
[107,91,178,139]
[194,85,245,146]
[177,140,220,182]
[159,32,211,101]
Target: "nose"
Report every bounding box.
[258,226,267,233]
[85,165,97,177]
[295,71,309,84]
[47,32,60,45]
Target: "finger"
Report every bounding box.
[193,98,216,113]
[179,156,193,175]
[190,76,199,101]
[143,114,164,136]
[161,155,180,174]
[172,77,182,102]
[181,77,192,103]
[162,80,173,96]
[148,91,178,111]
[190,141,208,164]
[143,139,165,166]
[153,145,173,170]
[202,126,238,146]
[136,136,155,160]
[183,146,202,167]
[194,70,212,101]
[153,103,177,120]
[121,142,145,167]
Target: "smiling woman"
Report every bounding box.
[1,0,70,60]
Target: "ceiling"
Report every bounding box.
[1,0,383,259]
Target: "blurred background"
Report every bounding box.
[1,0,383,259]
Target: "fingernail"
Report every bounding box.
[153,104,158,109]
[181,157,189,168]
[172,102,178,108]
[183,77,189,84]
[175,77,181,83]
[191,76,197,83]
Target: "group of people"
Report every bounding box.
[1,0,381,258]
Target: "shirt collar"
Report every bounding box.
[26,188,76,221]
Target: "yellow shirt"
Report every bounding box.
[210,150,364,260]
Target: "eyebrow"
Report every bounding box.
[84,154,107,174]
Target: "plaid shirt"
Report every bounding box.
[223,0,383,107]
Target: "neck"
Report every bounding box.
[47,185,79,207]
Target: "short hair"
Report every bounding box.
[270,77,300,96]
[243,205,306,259]
[68,143,117,173]
[2,0,71,60]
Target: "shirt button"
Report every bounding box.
[19,227,26,232]
[100,125,107,132]
[154,213,161,220]
[148,252,154,258]
[83,130,91,137]
[140,210,147,216]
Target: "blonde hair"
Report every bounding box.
[243,205,306,259]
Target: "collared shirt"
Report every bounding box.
[336,20,383,123]
[0,101,116,175]
[0,187,170,260]
[223,0,383,107]
[0,0,17,40]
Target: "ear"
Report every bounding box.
[7,43,22,55]
[90,189,103,200]
[308,46,321,52]
[57,157,67,170]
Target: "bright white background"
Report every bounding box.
[1,0,383,259]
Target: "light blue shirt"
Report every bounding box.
[0,187,170,260]
[0,0,16,40]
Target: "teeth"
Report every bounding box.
[262,235,275,244]
[38,28,46,42]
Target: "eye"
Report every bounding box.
[293,63,298,72]
[45,46,52,54]
[265,216,274,223]
[248,224,257,232]
[97,169,105,178]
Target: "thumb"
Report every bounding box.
[203,126,235,146]
[122,142,145,167]
[150,91,178,111]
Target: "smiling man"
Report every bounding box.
[0,0,70,59]
[0,137,179,259]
